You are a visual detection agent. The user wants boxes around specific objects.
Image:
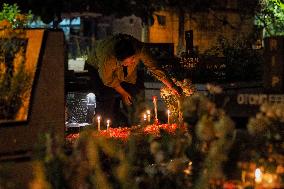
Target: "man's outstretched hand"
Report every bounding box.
[161,79,183,97]
[122,92,133,106]
[114,85,133,106]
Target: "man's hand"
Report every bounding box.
[122,92,133,106]
[114,85,133,106]
[161,79,183,97]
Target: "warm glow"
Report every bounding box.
[167,109,170,124]
[106,119,111,130]
[97,116,101,131]
[146,110,151,122]
[255,168,262,183]
[143,114,147,121]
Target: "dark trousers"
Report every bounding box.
[87,64,145,127]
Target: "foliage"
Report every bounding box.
[162,35,263,83]
[26,85,284,188]
[0,25,31,120]
[255,0,284,36]
[246,103,284,165]
[161,78,195,123]
[0,4,34,120]
[30,88,241,189]
[202,35,264,82]
[0,3,33,28]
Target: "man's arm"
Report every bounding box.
[160,79,183,97]
[139,48,183,96]
[114,85,133,105]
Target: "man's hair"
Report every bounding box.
[114,34,136,61]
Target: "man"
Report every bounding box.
[86,33,182,126]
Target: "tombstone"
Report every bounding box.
[263,36,284,92]
[0,29,65,187]
[185,30,194,53]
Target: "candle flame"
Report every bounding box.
[146,110,151,115]
[255,168,262,183]
[97,116,101,121]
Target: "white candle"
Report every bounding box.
[153,96,158,122]
[146,110,151,123]
[97,116,101,131]
[167,110,170,124]
[106,119,110,130]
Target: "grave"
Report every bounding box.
[0,29,65,188]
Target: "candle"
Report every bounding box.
[97,116,101,131]
[146,110,151,123]
[255,168,262,183]
[167,110,170,124]
[143,113,147,121]
[107,119,110,130]
[152,96,158,122]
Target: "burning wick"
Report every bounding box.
[255,168,262,183]
[167,110,170,124]
[97,116,101,131]
[107,119,110,130]
[146,110,151,123]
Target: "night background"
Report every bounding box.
[0,0,283,188]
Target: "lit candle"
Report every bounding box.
[97,116,101,131]
[107,119,110,130]
[255,168,262,183]
[143,113,147,121]
[167,110,170,124]
[152,96,158,122]
[146,110,151,123]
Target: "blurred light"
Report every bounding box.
[255,168,262,183]
[86,93,96,105]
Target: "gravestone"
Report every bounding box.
[0,29,65,188]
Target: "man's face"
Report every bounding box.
[121,55,136,66]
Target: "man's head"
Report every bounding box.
[114,34,136,65]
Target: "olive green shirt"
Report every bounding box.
[87,35,170,88]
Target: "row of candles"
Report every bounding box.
[95,96,171,131]
[95,108,171,131]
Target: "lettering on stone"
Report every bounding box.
[237,94,284,105]
[180,57,200,69]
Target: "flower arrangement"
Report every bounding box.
[160,78,195,123]
[66,123,186,144]
[28,92,284,189]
